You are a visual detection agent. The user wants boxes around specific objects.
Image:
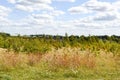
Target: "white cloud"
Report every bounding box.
[50,10,65,16]
[0,5,11,17]
[1,0,120,35]
[112,1,120,11]
[68,0,116,14]
[93,12,120,21]
[31,14,53,20]
[68,6,91,14]
[7,0,53,12]
[0,5,11,27]
[7,0,16,4]
[68,0,120,30]
[16,4,53,12]
[11,13,55,29]
[83,0,114,12]
[8,0,52,4]
[53,0,75,2]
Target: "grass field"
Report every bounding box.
[0,48,120,80]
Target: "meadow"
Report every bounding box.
[0,32,120,80]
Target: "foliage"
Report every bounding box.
[0,32,120,55]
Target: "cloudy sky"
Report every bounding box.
[0,0,120,35]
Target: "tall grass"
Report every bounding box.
[0,50,42,70]
[0,48,119,70]
[0,48,119,80]
[42,48,96,70]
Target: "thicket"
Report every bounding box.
[0,32,120,55]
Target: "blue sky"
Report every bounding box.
[0,0,120,35]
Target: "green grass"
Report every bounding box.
[0,48,120,80]
[0,67,119,80]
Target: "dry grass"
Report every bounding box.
[42,48,96,70]
[0,48,119,71]
[0,50,42,70]
[42,48,119,71]
[27,53,42,66]
[0,48,119,80]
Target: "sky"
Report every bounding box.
[0,0,120,36]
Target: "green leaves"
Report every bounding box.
[0,33,119,55]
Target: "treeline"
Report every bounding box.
[0,32,120,55]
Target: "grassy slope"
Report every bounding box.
[0,48,120,80]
